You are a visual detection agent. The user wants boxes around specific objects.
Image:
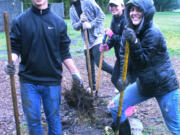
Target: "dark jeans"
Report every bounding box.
[111,59,120,89]
[84,44,113,89]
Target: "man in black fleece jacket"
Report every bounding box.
[5,0,82,134]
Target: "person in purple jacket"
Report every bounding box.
[4,0,82,134]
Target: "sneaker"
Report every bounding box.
[104,126,115,135]
[87,87,91,93]
[114,88,119,93]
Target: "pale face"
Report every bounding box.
[109,3,124,16]
[32,0,48,9]
[129,6,143,26]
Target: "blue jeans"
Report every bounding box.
[20,82,61,135]
[108,82,180,135]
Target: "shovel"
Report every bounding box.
[115,41,130,135]
[4,12,21,135]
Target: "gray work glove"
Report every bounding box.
[80,13,88,22]
[4,62,16,75]
[72,72,83,88]
[116,78,129,92]
[123,27,137,44]
[82,22,92,30]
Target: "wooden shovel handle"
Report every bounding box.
[95,51,104,96]
[115,41,130,135]
[84,30,93,95]
[4,12,21,135]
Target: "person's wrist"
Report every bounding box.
[135,38,138,44]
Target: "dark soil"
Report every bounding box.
[0,55,180,135]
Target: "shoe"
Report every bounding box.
[86,87,96,94]
[111,119,131,135]
[87,87,91,93]
[114,88,119,93]
[119,119,131,135]
[105,126,115,135]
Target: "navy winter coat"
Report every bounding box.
[120,0,179,97]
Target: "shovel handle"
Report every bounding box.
[84,30,93,95]
[95,51,104,96]
[95,34,108,96]
[4,12,21,135]
[115,41,130,135]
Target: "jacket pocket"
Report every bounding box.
[138,69,157,93]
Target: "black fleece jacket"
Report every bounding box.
[10,5,71,85]
[107,14,126,59]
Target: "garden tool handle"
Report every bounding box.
[115,41,130,135]
[4,12,21,135]
[84,30,93,95]
[95,51,104,96]
[95,34,108,96]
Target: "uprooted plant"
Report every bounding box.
[63,80,95,116]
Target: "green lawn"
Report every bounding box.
[0,12,180,59]
[154,12,180,55]
[65,12,180,56]
[0,32,6,50]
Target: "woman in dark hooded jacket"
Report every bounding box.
[108,0,180,134]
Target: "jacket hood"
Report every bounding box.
[125,0,155,34]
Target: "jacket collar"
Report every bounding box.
[31,5,50,15]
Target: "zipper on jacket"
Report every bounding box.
[40,10,42,14]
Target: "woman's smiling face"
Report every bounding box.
[129,5,143,26]
[109,3,124,16]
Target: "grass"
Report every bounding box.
[154,12,180,56]
[0,32,6,50]
[0,12,180,60]
[66,12,180,57]
[0,32,7,59]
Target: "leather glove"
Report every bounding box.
[123,27,137,44]
[116,78,129,92]
[72,72,83,88]
[80,13,88,22]
[99,43,109,52]
[4,62,16,75]
[105,28,114,38]
[82,22,92,30]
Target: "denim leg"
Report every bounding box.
[84,49,96,89]
[92,44,113,75]
[41,85,61,135]
[20,82,43,135]
[156,89,180,135]
[108,82,149,124]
